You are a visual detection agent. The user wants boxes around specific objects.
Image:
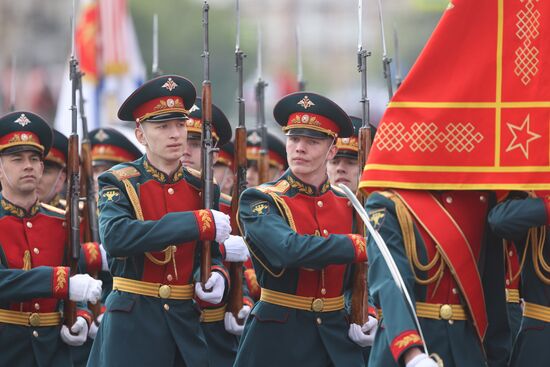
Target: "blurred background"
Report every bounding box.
[0,0,448,138]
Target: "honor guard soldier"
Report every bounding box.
[364,189,509,366]
[327,116,371,193]
[214,141,235,196]
[87,75,232,367]
[90,127,143,195]
[245,129,287,187]
[488,192,550,367]
[179,98,251,367]
[37,129,68,208]
[235,92,376,367]
[0,111,102,367]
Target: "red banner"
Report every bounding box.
[360,0,550,192]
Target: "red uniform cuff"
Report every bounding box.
[82,242,102,273]
[52,266,69,299]
[77,309,93,327]
[244,268,261,301]
[194,210,216,241]
[390,330,424,362]
[347,234,367,262]
[368,306,378,318]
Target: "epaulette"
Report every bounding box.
[110,166,141,181]
[255,179,290,195]
[40,202,66,216]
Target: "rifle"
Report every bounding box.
[377,0,393,101]
[255,24,269,184]
[296,26,306,92]
[227,0,247,322]
[350,0,372,326]
[77,64,102,324]
[151,14,162,78]
[200,1,216,284]
[65,4,81,330]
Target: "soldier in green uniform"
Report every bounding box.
[327,116,368,192]
[245,129,287,187]
[179,98,252,367]
[88,75,232,367]
[37,129,67,208]
[213,141,235,196]
[236,92,377,367]
[488,191,550,367]
[364,188,510,367]
[0,111,102,367]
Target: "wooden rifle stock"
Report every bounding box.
[80,139,102,323]
[227,126,247,320]
[64,133,80,329]
[350,125,372,325]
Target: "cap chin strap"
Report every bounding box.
[139,124,151,147]
[323,138,336,163]
[44,168,64,203]
[0,156,15,190]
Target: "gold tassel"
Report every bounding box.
[22,250,32,271]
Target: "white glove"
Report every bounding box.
[348,316,378,347]
[69,274,103,303]
[405,353,439,367]
[60,316,89,346]
[87,313,104,340]
[195,272,225,304]
[224,305,251,335]
[99,244,109,272]
[211,210,231,243]
[223,235,250,262]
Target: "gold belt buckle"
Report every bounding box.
[311,298,324,312]
[159,285,172,299]
[439,304,453,320]
[29,313,41,327]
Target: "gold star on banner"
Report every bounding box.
[505,114,541,159]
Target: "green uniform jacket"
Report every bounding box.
[0,196,73,367]
[366,191,509,367]
[235,170,367,367]
[488,196,549,367]
[88,156,228,367]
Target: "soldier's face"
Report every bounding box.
[37,164,66,203]
[136,119,187,164]
[181,138,202,171]
[286,135,336,178]
[327,156,360,192]
[213,164,234,195]
[0,151,44,195]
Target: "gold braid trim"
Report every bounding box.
[22,250,32,271]
[530,226,550,284]
[385,192,445,286]
[121,179,176,271]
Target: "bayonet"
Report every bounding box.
[151,13,161,77]
[393,23,403,88]
[377,0,393,101]
[255,23,269,184]
[296,25,305,91]
[9,54,16,112]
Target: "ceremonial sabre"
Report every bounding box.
[338,184,432,355]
